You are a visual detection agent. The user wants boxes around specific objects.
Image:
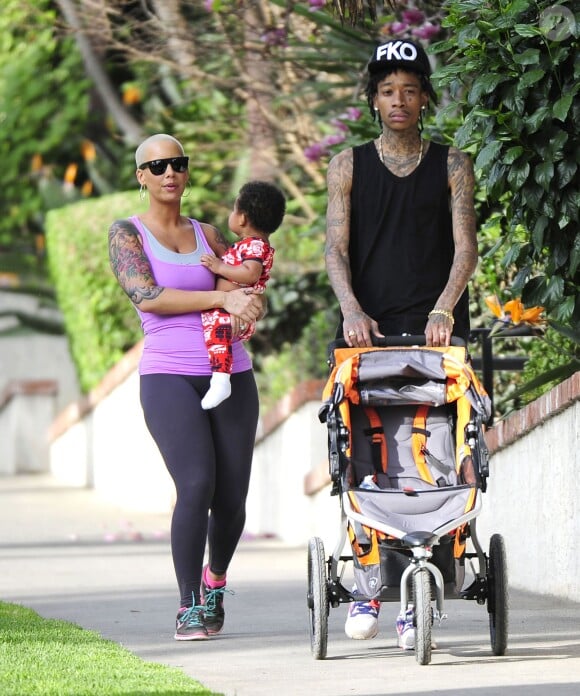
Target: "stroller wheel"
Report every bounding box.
[307,537,329,659]
[487,533,509,655]
[413,568,433,666]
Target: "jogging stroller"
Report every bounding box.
[308,336,508,665]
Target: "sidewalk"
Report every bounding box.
[1,473,580,696]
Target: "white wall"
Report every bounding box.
[0,388,56,474]
[50,370,175,513]
[0,291,80,413]
[245,402,333,546]
[477,400,580,600]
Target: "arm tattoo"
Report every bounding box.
[436,149,478,309]
[108,219,165,306]
[325,150,361,313]
[206,224,230,256]
[326,156,349,228]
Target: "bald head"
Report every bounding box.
[135,134,184,168]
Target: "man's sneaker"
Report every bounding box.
[345,599,380,640]
[396,608,415,650]
[201,571,233,635]
[174,605,209,641]
[396,608,437,650]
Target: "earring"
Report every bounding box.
[139,183,147,201]
[181,181,191,199]
[374,107,379,112]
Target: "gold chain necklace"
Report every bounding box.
[379,135,423,169]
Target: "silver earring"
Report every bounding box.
[181,181,191,199]
[139,183,147,201]
[374,107,379,111]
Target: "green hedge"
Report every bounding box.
[45,192,144,393]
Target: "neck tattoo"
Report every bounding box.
[379,135,423,169]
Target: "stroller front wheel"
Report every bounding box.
[413,568,433,665]
[307,536,329,659]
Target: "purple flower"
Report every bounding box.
[412,23,440,40]
[261,28,287,47]
[309,0,326,9]
[390,21,409,35]
[402,9,425,24]
[321,133,346,147]
[203,0,214,11]
[304,143,328,162]
[330,118,350,132]
[343,107,363,121]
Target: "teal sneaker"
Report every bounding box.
[201,575,234,635]
[174,605,208,641]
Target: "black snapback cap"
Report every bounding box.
[367,39,431,76]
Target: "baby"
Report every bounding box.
[200,180,286,409]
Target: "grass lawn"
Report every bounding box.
[0,602,221,696]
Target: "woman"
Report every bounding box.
[108,133,264,641]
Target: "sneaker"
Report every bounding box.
[345,599,380,640]
[396,609,415,650]
[396,609,438,650]
[201,571,233,635]
[174,605,209,641]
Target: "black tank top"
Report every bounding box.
[347,140,470,341]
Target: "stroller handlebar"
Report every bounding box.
[329,335,466,351]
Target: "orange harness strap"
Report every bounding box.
[363,407,388,474]
[411,405,436,485]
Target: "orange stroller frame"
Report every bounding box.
[307,336,508,665]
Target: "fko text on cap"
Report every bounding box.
[367,39,432,77]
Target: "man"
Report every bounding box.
[324,38,478,647]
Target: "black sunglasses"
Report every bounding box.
[138,156,189,175]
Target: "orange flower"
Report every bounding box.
[521,306,545,324]
[30,153,43,172]
[485,295,504,319]
[123,85,142,105]
[81,140,96,162]
[503,299,523,325]
[63,163,78,185]
[81,180,93,197]
[485,294,545,334]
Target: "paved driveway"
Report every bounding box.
[1,475,579,695]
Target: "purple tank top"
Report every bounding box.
[130,215,252,376]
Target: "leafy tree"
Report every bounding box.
[431,0,579,329]
[0,0,90,282]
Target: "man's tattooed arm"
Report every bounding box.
[434,147,478,312]
[325,149,362,315]
[108,219,164,306]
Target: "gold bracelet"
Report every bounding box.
[428,309,455,325]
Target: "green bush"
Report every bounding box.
[45,193,144,393]
[433,0,580,325]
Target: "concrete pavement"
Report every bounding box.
[1,473,580,696]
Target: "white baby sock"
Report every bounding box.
[201,373,232,410]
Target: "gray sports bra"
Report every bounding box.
[138,218,210,265]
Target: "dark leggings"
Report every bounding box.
[140,370,259,607]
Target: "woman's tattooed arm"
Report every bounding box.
[108,219,164,305]
[203,223,231,258]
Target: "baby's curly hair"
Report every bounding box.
[237,181,286,236]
